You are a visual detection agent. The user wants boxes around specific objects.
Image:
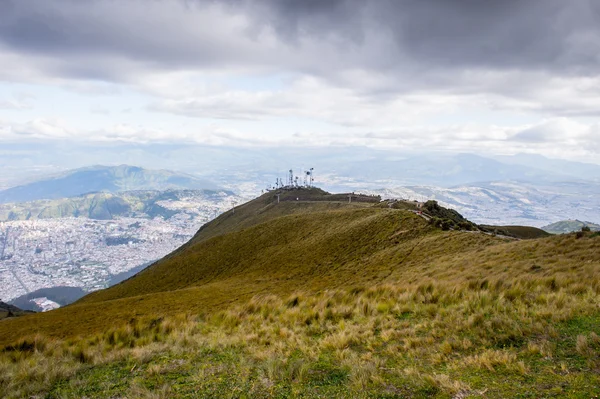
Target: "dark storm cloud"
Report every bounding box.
[1,0,600,107]
[1,1,598,72]
[240,0,600,73]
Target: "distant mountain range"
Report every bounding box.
[4,143,600,190]
[2,152,600,228]
[0,189,234,221]
[542,220,600,234]
[0,165,219,204]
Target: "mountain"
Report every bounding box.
[328,153,567,187]
[542,219,600,234]
[0,189,235,221]
[1,188,599,398]
[0,165,219,204]
[7,144,600,189]
[496,153,600,183]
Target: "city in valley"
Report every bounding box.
[0,192,242,305]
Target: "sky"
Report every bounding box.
[1,0,600,165]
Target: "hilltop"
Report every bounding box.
[1,188,599,398]
[0,165,219,204]
[543,219,600,234]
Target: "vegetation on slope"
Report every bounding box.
[1,190,599,397]
[0,189,231,221]
[2,242,600,398]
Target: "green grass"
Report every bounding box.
[2,282,600,398]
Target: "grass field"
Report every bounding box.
[1,189,599,397]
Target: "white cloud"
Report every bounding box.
[0,0,599,164]
[1,115,598,164]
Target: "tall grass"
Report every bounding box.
[2,270,600,398]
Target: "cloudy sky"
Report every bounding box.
[1,0,600,163]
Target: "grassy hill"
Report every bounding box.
[1,188,599,398]
[543,219,600,234]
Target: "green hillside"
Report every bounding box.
[1,189,599,398]
[543,219,600,234]
[0,189,230,221]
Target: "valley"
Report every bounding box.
[0,189,243,302]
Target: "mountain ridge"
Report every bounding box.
[0,188,234,221]
[0,165,219,204]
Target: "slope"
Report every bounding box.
[0,189,484,342]
[1,191,600,398]
[1,188,598,346]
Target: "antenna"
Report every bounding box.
[310,168,314,187]
[289,169,293,187]
[294,176,299,187]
